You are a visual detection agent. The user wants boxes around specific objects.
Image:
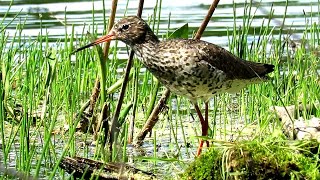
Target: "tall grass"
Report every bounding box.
[0,0,319,179]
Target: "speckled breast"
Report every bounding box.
[135,46,229,101]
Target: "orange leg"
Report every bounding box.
[194,102,209,156]
[204,102,210,147]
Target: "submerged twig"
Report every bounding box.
[135,89,170,145]
[135,0,221,145]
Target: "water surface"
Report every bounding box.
[2,0,318,46]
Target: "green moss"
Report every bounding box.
[183,148,222,180]
[182,140,320,180]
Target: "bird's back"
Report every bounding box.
[157,39,274,80]
[134,38,274,101]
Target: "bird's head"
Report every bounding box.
[111,16,150,45]
[73,16,155,53]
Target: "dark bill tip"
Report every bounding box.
[71,42,96,54]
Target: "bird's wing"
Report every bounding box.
[184,39,274,80]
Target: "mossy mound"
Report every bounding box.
[183,140,320,180]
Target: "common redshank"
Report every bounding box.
[73,16,274,156]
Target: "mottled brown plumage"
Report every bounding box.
[73,16,274,155]
[74,16,274,101]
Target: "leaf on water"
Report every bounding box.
[169,23,189,39]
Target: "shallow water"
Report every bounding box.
[2,0,319,47]
[2,0,319,63]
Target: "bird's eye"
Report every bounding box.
[122,24,130,30]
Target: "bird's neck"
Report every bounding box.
[133,30,159,48]
[145,30,160,44]
[131,30,160,61]
[130,31,163,76]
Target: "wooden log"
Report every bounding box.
[59,156,156,180]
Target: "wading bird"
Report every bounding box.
[73,16,274,155]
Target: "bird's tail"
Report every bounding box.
[249,62,275,78]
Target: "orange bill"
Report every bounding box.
[71,31,115,54]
